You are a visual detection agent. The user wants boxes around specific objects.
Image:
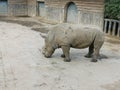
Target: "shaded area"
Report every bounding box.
[0,16,42,27]
[105,35,120,44]
[0,16,50,33]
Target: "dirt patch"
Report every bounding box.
[0,16,50,33]
[105,35,120,44]
[102,80,120,90]
[32,28,49,33]
[0,16,42,27]
[34,17,58,25]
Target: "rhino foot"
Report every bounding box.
[91,59,97,62]
[64,58,71,62]
[61,54,65,58]
[84,54,92,58]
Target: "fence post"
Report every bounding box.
[104,19,107,33]
[108,20,112,35]
[112,21,116,36]
[104,19,120,37]
[117,22,120,37]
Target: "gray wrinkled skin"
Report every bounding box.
[41,24,105,62]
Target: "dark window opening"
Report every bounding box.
[115,22,119,36]
[0,0,7,1]
[106,21,109,33]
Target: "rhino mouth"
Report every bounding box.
[45,55,51,58]
[44,49,55,58]
[42,46,55,58]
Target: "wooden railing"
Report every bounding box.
[103,19,120,37]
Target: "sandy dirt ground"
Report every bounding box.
[0,21,120,90]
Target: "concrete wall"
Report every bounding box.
[27,0,37,16]
[0,0,104,29]
[8,0,28,16]
[46,7,64,22]
[45,0,104,29]
[2,0,37,16]
[79,10,104,29]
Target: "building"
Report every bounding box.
[0,0,36,16]
[0,0,104,29]
[44,0,104,29]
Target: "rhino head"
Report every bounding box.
[40,33,55,58]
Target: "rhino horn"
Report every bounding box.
[40,33,47,39]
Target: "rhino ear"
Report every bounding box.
[40,33,47,39]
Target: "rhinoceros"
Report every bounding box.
[40,24,104,62]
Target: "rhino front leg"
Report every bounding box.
[61,54,65,58]
[85,43,94,58]
[61,46,71,62]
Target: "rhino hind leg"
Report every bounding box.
[91,41,104,62]
[91,48,99,62]
[85,43,94,58]
[61,46,71,62]
[61,54,65,58]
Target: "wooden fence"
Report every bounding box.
[103,19,120,37]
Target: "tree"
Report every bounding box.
[105,0,120,20]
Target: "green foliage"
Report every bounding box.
[105,0,120,20]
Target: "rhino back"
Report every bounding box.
[48,24,104,48]
[67,27,98,48]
